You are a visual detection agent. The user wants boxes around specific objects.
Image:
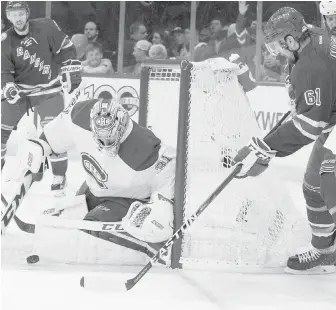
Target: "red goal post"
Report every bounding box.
[138,58,310,271]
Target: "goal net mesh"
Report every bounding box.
[142,58,310,270]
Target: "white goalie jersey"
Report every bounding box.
[43,99,176,200]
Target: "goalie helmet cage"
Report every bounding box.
[138,58,310,272]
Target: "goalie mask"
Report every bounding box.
[90,99,130,156]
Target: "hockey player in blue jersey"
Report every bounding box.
[1,1,82,196]
[318,1,336,257]
[233,7,336,274]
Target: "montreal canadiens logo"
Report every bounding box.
[95,116,113,127]
[81,153,108,189]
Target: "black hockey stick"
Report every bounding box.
[1,171,35,234]
[14,215,35,233]
[264,110,291,140]
[1,193,34,233]
[1,87,43,102]
[124,110,292,291]
[124,163,243,290]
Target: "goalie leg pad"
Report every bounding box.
[82,195,168,262]
[40,195,88,218]
[34,195,148,264]
[34,222,148,265]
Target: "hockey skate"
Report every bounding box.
[51,175,67,197]
[285,246,336,275]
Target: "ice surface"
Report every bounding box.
[2,158,336,310]
[2,268,336,310]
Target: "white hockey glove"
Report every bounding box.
[3,82,21,104]
[12,138,52,181]
[61,59,82,94]
[233,137,276,178]
[122,193,174,243]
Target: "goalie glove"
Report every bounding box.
[11,138,52,182]
[60,59,82,94]
[122,193,174,243]
[3,82,21,104]
[233,137,276,178]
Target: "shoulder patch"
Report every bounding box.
[1,32,7,41]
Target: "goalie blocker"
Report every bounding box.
[15,98,176,264]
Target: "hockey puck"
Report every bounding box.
[26,255,40,264]
[80,276,85,288]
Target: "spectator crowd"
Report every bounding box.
[1,1,322,82]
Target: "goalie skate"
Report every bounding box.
[285,246,336,275]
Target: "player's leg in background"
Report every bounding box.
[34,93,68,197]
[1,99,28,171]
[286,133,336,273]
[320,148,336,225]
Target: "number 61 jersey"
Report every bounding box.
[42,99,176,200]
[264,30,336,157]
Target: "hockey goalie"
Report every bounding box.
[12,98,176,265]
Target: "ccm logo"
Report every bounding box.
[101,223,124,232]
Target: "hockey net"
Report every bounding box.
[139,58,310,271]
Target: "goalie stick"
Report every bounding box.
[27,216,125,233]
[11,198,127,234]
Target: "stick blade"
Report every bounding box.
[125,261,153,291]
[125,274,144,291]
[125,279,136,291]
